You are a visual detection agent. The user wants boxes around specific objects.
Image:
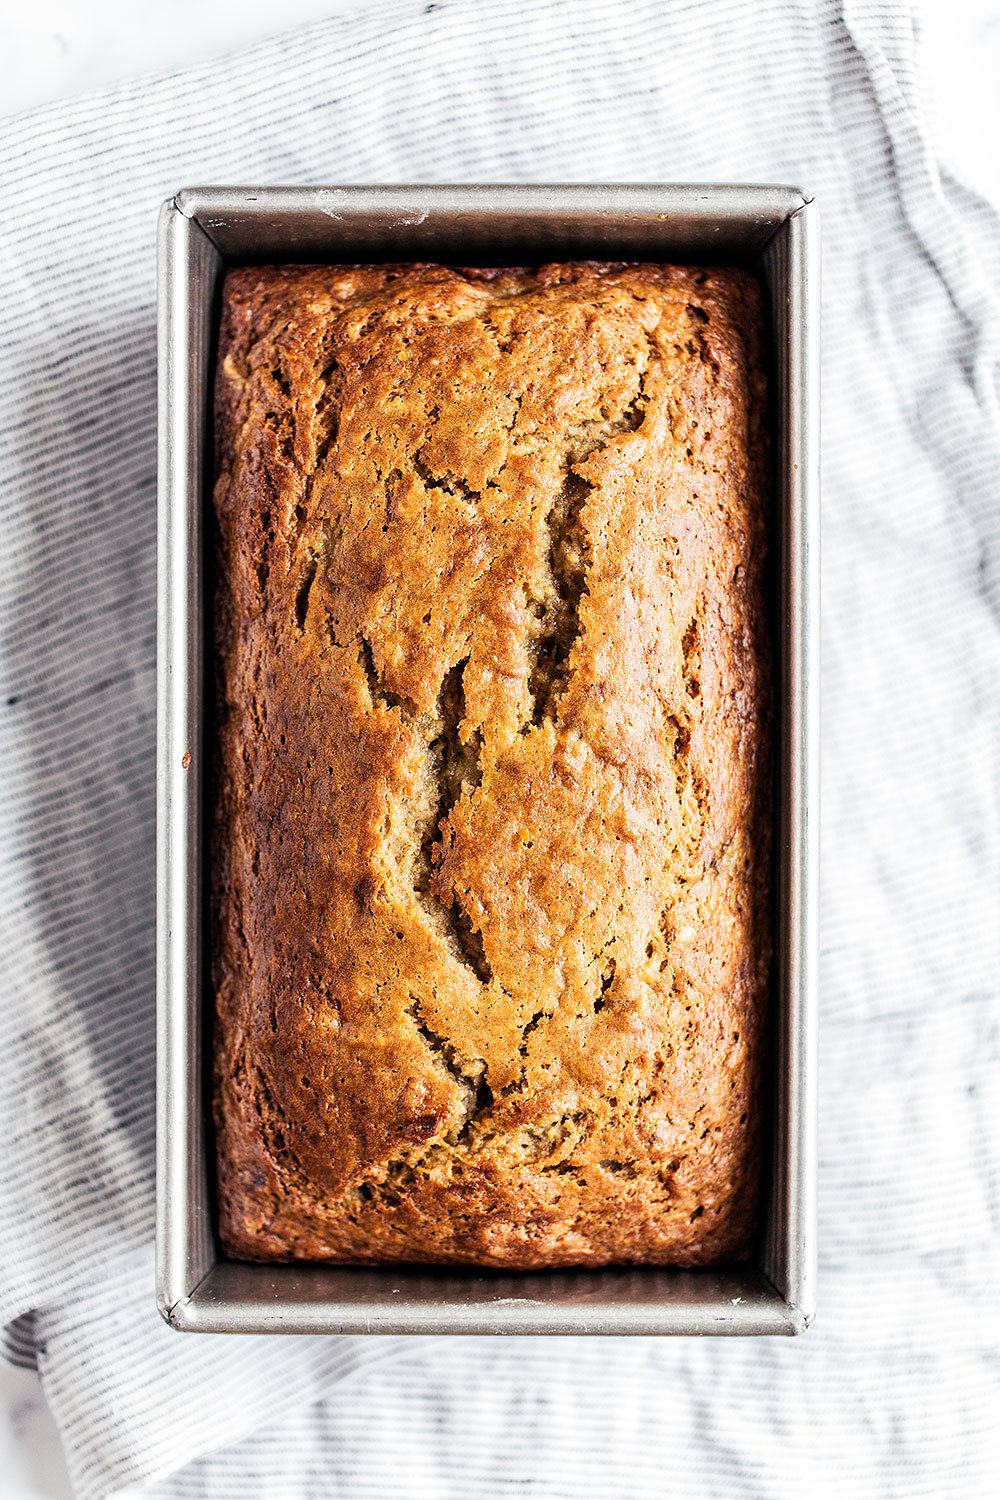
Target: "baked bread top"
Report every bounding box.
[212,261,770,1267]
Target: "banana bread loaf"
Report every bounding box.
[212,260,771,1267]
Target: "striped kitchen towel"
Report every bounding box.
[1,1,998,1495]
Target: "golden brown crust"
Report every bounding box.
[212,261,771,1268]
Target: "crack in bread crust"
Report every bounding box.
[412,659,491,986]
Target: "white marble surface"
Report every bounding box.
[0,1,997,1495]
[0,1364,73,1499]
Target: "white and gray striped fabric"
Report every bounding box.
[1,1,998,1495]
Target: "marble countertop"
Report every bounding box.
[1,1,997,1494]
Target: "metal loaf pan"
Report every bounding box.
[156,185,819,1335]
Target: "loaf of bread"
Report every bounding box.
[212,261,770,1267]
